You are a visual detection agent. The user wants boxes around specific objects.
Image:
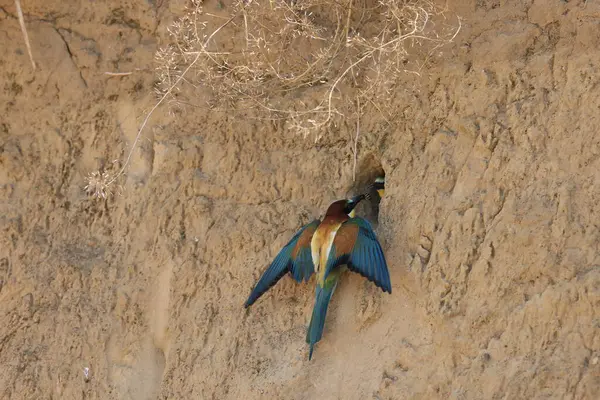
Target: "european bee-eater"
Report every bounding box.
[371,176,385,198]
[244,193,392,360]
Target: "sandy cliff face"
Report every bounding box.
[1,0,599,399]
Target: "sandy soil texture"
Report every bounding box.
[1,0,599,399]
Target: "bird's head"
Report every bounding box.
[370,176,385,198]
[325,194,366,217]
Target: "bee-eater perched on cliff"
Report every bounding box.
[244,193,392,360]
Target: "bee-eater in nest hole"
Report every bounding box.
[372,176,385,198]
[244,191,391,360]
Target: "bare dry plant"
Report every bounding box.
[156,0,461,139]
[86,0,461,197]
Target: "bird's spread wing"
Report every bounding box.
[244,219,320,307]
[326,217,392,293]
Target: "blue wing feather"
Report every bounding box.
[245,219,319,308]
[292,245,314,282]
[326,217,392,293]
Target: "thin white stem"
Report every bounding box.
[449,16,462,42]
[321,8,423,129]
[104,71,133,76]
[352,98,360,182]
[15,0,35,70]
[243,10,250,50]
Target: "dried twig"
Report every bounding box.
[352,97,360,182]
[104,71,133,77]
[15,0,35,70]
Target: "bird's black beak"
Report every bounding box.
[346,194,366,214]
[344,195,363,217]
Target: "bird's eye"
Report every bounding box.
[344,201,352,213]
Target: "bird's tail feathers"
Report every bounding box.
[306,282,336,360]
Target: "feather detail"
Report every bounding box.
[306,270,341,360]
[244,219,320,308]
[325,217,392,293]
